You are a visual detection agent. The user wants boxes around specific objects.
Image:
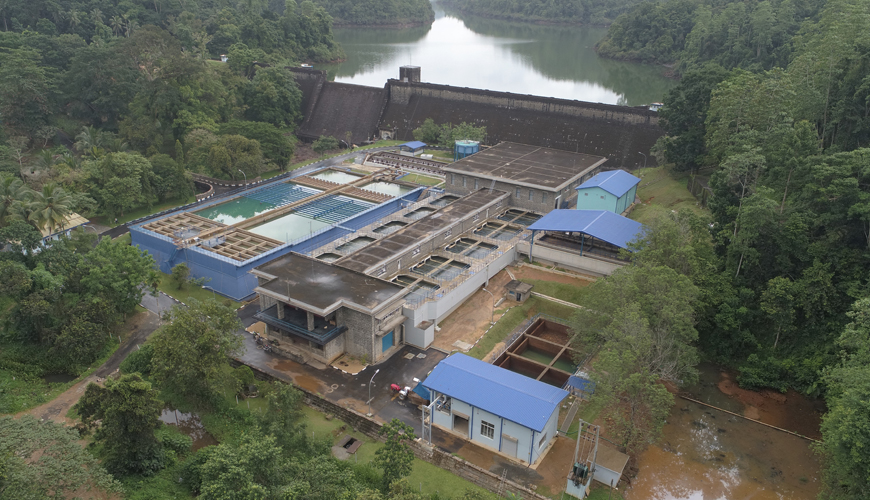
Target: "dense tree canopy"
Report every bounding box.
[315,0,434,26]
[597,0,825,73]
[449,0,648,25]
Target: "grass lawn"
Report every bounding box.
[467,297,577,360]
[630,167,708,225]
[91,196,196,227]
[588,482,626,500]
[156,271,241,309]
[402,172,445,187]
[519,279,589,305]
[301,406,493,498]
[423,149,454,162]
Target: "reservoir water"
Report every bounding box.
[320,2,676,106]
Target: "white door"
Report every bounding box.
[502,434,518,458]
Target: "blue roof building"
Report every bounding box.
[527,210,644,251]
[398,141,427,156]
[423,354,568,464]
[575,170,640,214]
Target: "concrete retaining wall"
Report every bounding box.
[516,240,624,276]
[234,360,550,500]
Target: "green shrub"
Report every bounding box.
[157,425,193,455]
[120,343,154,375]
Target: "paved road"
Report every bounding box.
[139,291,178,316]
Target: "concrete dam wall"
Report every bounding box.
[289,68,663,169]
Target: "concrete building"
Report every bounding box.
[442,142,607,212]
[575,170,640,214]
[252,253,407,365]
[423,353,568,465]
[130,167,425,300]
[398,141,426,156]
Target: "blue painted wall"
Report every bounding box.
[576,185,637,214]
[130,188,427,301]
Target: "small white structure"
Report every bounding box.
[423,353,568,465]
[220,54,228,63]
[39,212,90,245]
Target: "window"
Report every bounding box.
[412,247,420,256]
[515,188,521,198]
[528,190,534,201]
[437,397,451,414]
[541,192,546,203]
[445,228,452,237]
[584,192,589,196]
[481,420,495,439]
[474,179,479,190]
[600,195,605,199]
[538,432,548,448]
[463,176,467,187]
[450,174,455,185]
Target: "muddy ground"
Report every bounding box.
[430,269,513,352]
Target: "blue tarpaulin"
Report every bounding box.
[412,382,431,401]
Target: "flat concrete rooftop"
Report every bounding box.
[336,189,508,274]
[253,253,404,313]
[443,142,607,191]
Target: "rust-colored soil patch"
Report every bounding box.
[431,270,512,352]
[715,371,823,439]
[536,436,575,493]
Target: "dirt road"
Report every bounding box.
[19,310,162,423]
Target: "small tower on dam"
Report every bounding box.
[400,65,421,83]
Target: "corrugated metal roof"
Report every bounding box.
[527,210,644,249]
[575,170,640,197]
[422,353,568,432]
[400,141,427,149]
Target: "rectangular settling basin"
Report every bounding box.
[311,170,363,184]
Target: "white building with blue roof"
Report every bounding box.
[423,353,569,465]
[575,169,640,214]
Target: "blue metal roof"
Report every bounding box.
[566,375,595,394]
[575,170,640,198]
[413,382,431,401]
[527,210,644,249]
[422,354,568,432]
[400,141,427,149]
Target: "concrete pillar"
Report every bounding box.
[259,294,266,311]
[277,302,285,320]
[307,311,315,331]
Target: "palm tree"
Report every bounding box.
[90,8,103,26]
[110,15,123,36]
[0,174,33,227]
[68,10,81,31]
[28,183,73,235]
[75,126,104,154]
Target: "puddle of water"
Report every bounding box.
[159,408,219,451]
[271,360,324,393]
[43,373,76,384]
[626,364,821,500]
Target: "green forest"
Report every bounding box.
[0,0,345,223]
[574,0,870,497]
[314,0,434,26]
[445,0,647,25]
[596,0,826,70]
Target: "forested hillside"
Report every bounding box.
[315,0,434,26]
[596,0,825,71]
[0,0,345,224]
[645,0,870,495]
[445,0,645,25]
